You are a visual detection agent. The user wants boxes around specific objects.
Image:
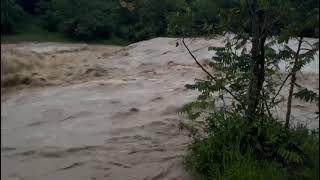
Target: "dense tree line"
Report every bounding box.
[1,0,26,34]
[1,0,319,41]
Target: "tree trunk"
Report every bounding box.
[285,37,303,129]
[245,2,266,122]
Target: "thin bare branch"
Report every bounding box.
[262,86,272,118]
[182,38,245,108]
[260,13,268,37]
[271,72,292,102]
[264,98,272,117]
[285,36,304,129]
[302,39,316,49]
[230,35,241,46]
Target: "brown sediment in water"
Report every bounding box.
[1,37,318,180]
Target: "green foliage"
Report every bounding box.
[216,159,286,180]
[1,17,71,43]
[129,0,186,41]
[16,0,41,14]
[167,7,194,36]
[181,42,254,118]
[41,0,119,40]
[185,112,319,180]
[278,0,319,42]
[167,0,220,36]
[1,0,26,34]
[180,1,319,179]
[2,0,319,42]
[294,88,319,103]
[39,0,187,41]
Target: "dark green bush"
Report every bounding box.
[1,0,26,34]
[41,0,118,40]
[185,112,319,180]
[167,0,221,36]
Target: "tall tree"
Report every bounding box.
[179,0,317,125]
[280,0,319,128]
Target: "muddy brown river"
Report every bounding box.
[1,37,318,180]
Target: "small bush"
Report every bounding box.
[185,112,319,180]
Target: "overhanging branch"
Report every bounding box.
[182,38,245,108]
[271,72,292,102]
